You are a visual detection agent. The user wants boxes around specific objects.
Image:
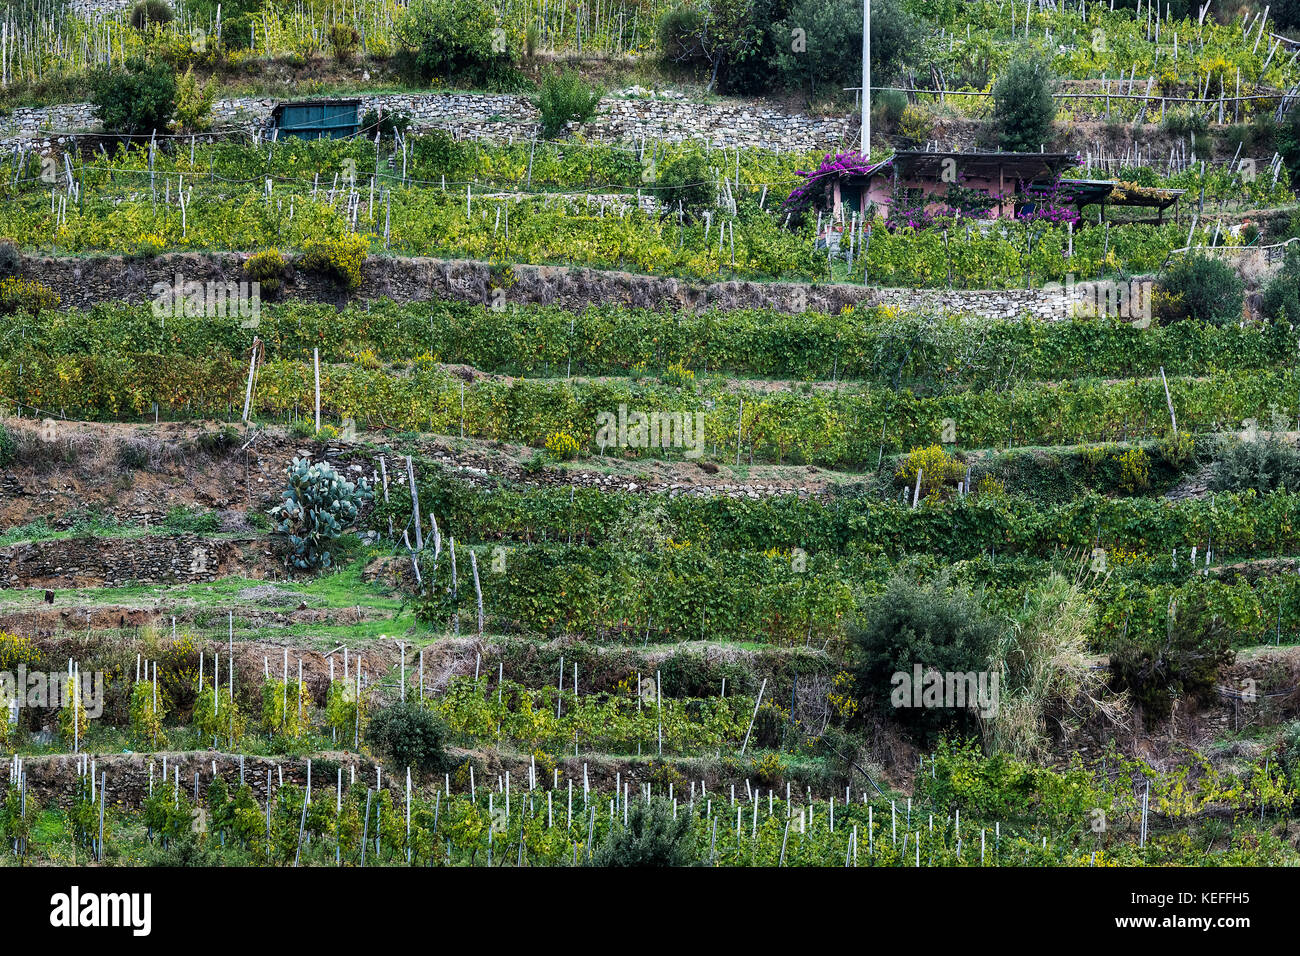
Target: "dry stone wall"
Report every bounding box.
[15,746,779,809]
[0,90,853,152]
[25,251,1079,319]
[0,534,270,589]
[17,752,380,810]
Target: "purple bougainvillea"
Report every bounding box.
[1016,179,1081,227]
[782,151,882,223]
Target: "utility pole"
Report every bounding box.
[861,0,871,156]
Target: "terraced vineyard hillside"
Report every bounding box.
[0,2,1297,918]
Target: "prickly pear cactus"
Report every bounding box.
[268,457,371,570]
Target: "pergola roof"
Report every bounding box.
[1047,178,1184,209]
[860,149,1077,183]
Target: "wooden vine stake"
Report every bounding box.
[739,679,767,755]
[313,347,321,433]
[241,337,261,422]
[1159,366,1178,435]
[406,456,423,550]
[471,550,484,638]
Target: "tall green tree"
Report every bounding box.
[850,570,1002,740]
[773,0,919,95]
[90,59,176,137]
[992,49,1057,152]
[394,0,520,88]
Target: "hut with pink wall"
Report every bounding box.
[817,148,1183,240]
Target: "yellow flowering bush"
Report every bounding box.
[0,277,60,315]
[0,631,40,670]
[133,233,167,258]
[976,473,1008,500]
[827,670,859,720]
[661,361,695,389]
[1116,447,1151,493]
[544,430,580,460]
[244,248,289,298]
[898,104,934,143]
[298,234,368,291]
[896,444,965,499]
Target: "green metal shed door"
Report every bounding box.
[276,103,359,140]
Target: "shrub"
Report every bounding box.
[0,424,13,468]
[992,50,1057,152]
[872,89,909,133]
[244,248,289,299]
[129,0,174,29]
[864,0,921,79]
[894,444,964,499]
[1209,432,1300,495]
[656,0,779,95]
[194,424,239,455]
[162,506,221,534]
[267,457,371,570]
[544,430,580,460]
[660,361,695,389]
[1260,245,1300,321]
[366,702,451,776]
[1160,107,1208,139]
[1158,253,1244,326]
[1155,431,1197,471]
[656,4,708,66]
[172,66,215,133]
[1278,104,1300,186]
[289,418,316,439]
[897,104,934,145]
[1115,447,1151,493]
[1278,0,1300,29]
[0,631,40,670]
[0,277,59,314]
[0,240,22,277]
[142,829,225,866]
[131,233,167,259]
[394,0,519,88]
[297,234,368,291]
[360,108,412,142]
[327,23,361,62]
[1277,720,1300,790]
[1110,591,1233,723]
[654,148,715,220]
[850,569,1002,739]
[91,59,176,137]
[538,70,603,139]
[772,0,857,96]
[589,798,693,866]
[976,473,1008,500]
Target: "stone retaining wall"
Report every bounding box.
[0,534,270,589]
[0,90,853,152]
[24,251,1079,319]
[13,746,799,809]
[16,752,379,810]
